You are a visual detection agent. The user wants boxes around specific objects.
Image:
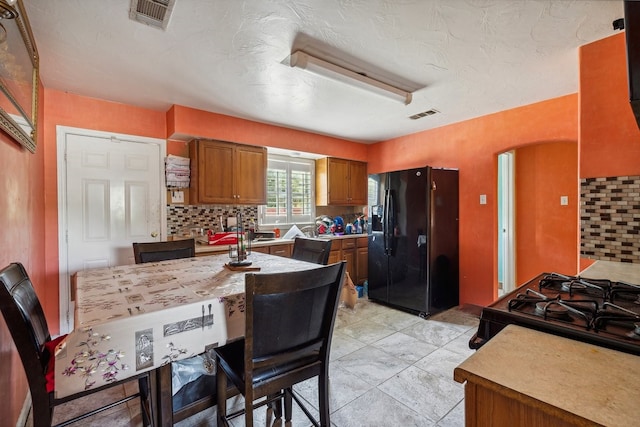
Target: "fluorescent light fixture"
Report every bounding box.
[289,50,412,105]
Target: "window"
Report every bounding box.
[259,155,315,226]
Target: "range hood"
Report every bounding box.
[625,0,640,128]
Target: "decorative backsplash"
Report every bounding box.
[167,204,367,237]
[581,176,640,263]
[167,205,258,236]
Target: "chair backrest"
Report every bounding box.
[0,263,51,407]
[244,261,346,381]
[133,238,196,264]
[291,237,332,265]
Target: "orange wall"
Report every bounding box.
[580,33,640,178]
[515,142,579,283]
[168,105,367,161]
[367,95,579,306]
[41,90,166,335]
[0,83,46,423]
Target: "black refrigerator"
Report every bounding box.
[368,167,459,316]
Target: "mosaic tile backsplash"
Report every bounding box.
[166,204,367,237]
[581,176,640,263]
[167,205,259,236]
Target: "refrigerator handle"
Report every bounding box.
[384,189,395,254]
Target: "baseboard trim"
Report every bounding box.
[16,393,31,427]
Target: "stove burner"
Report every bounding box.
[610,281,640,305]
[594,302,640,335]
[535,301,571,320]
[538,273,610,300]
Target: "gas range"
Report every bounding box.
[469,272,640,356]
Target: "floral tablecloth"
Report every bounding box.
[54,252,322,398]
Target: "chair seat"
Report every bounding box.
[216,339,321,386]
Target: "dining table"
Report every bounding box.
[53,251,327,426]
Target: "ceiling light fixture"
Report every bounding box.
[289,50,412,105]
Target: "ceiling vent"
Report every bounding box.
[409,109,439,120]
[129,0,176,30]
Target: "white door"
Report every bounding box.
[57,127,166,333]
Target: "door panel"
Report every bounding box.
[128,181,150,240]
[84,180,110,241]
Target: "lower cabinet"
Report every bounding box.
[268,243,292,258]
[248,243,292,258]
[356,237,368,285]
[327,237,368,285]
[341,238,356,281]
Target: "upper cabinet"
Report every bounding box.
[189,139,267,205]
[316,157,367,206]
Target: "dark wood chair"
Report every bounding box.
[0,262,153,427]
[132,238,196,264]
[291,237,332,265]
[215,261,347,427]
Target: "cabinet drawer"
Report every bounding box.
[251,246,270,254]
[357,236,368,248]
[342,238,356,249]
[269,244,291,258]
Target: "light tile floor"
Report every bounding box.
[41,298,480,427]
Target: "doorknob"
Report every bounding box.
[151,231,158,237]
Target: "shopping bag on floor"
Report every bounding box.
[340,272,357,309]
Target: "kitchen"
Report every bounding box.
[1,1,640,426]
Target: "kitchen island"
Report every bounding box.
[455,324,640,427]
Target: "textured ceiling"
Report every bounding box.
[25,0,624,143]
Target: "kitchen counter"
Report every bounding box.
[194,238,295,255]
[580,259,640,284]
[194,233,368,255]
[454,324,640,426]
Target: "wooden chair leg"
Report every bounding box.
[216,368,228,427]
[319,374,330,427]
[284,388,293,424]
[267,393,282,424]
[245,388,254,427]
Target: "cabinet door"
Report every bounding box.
[328,249,341,265]
[194,140,235,204]
[356,246,368,285]
[235,145,267,204]
[327,158,350,205]
[349,161,368,205]
[342,247,356,282]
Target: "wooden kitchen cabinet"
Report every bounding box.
[269,243,292,258]
[455,325,640,427]
[341,238,356,281]
[250,246,270,254]
[326,237,367,284]
[189,139,267,205]
[327,239,342,265]
[316,157,367,206]
[356,237,368,285]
